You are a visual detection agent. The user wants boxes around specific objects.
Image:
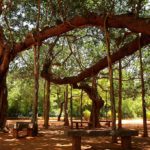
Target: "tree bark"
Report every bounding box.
[64,85,69,126]
[80,90,83,126]
[43,80,50,129]
[58,101,64,121]
[57,88,63,121]
[43,80,46,122]
[70,85,73,127]
[89,100,103,128]
[89,76,101,128]
[104,21,116,142]
[73,82,104,128]
[0,0,3,15]
[139,35,148,137]
[0,27,10,130]
[32,45,40,136]
[0,75,8,130]
[118,60,122,129]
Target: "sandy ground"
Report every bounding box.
[0,119,150,150]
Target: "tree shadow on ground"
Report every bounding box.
[0,121,150,150]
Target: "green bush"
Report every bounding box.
[83,109,91,121]
[122,98,142,118]
[147,111,150,120]
[107,110,112,119]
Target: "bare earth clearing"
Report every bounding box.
[0,119,150,150]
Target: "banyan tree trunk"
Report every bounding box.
[73,82,104,128]
[0,75,8,130]
[89,99,103,128]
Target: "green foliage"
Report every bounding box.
[147,111,150,120]
[7,77,34,117]
[106,110,112,119]
[122,97,142,118]
[83,109,91,121]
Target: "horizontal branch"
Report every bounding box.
[13,13,150,57]
[41,34,150,84]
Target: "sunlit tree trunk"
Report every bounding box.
[32,45,40,136]
[139,35,148,137]
[118,60,122,129]
[32,0,41,136]
[43,80,50,129]
[104,20,116,142]
[64,85,69,126]
[107,47,116,143]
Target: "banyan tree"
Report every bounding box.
[0,1,150,136]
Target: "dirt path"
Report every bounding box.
[0,119,150,150]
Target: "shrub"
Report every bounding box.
[107,110,112,119]
[147,111,150,120]
[83,109,91,121]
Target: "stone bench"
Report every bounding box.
[99,120,112,127]
[65,129,139,150]
[72,120,112,129]
[13,122,33,138]
[71,121,89,129]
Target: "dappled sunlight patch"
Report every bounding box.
[81,145,92,149]
[50,137,69,142]
[26,136,34,139]
[56,143,72,147]
[117,140,121,144]
[1,120,150,150]
[41,130,64,135]
[39,131,47,134]
[4,138,18,142]
[138,133,144,137]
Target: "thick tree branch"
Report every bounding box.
[0,0,3,15]
[13,13,150,58]
[0,27,10,75]
[73,82,104,104]
[41,34,150,84]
